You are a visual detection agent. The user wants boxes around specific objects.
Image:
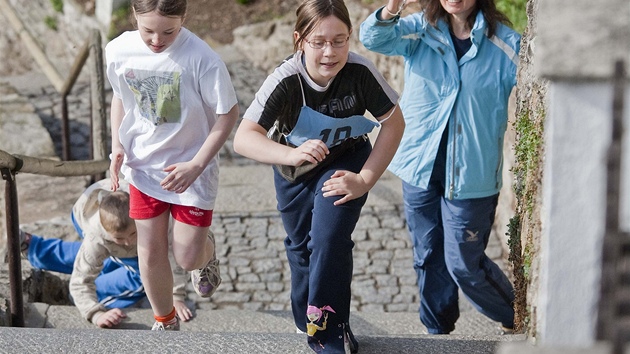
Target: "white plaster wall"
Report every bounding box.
[95,0,127,29]
[539,81,630,347]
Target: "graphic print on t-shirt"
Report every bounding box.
[124,69,181,126]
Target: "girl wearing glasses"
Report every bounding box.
[234,0,404,352]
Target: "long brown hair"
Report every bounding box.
[419,0,512,37]
[293,0,352,52]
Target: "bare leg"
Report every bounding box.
[136,210,173,316]
[172,222,213,271]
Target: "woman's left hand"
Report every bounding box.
[322,170,370,206]
[161,161,204,193]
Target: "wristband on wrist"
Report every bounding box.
[384,0,406,17]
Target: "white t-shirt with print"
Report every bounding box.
[106,27,237,210]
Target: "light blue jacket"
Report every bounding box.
[360,9,520,199]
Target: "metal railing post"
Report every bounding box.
[596,59,627,354]
[1,168,24,327]
[60,39,91,161]
[89,29,107,182]
[61,97,70,161]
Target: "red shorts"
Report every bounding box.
[128,184,213,227]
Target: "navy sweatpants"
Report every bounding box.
[401,126,514,334]
[274,139,370,353]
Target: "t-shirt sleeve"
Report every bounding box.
[105,41,123,99]
[199,60,238,116]
[353,57,399,118]
[243,75,300,132]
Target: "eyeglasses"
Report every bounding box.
[305,36,349,49]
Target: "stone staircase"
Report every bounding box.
[9,302,525,353]
[0,1,532,353]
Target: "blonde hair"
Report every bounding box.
[98,191,133,233]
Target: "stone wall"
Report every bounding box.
[512,0,547,336]
[3,0,103,77]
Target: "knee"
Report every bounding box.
[176,252,206,271]
[446,260,478,284]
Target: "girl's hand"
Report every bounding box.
[287,139,330,167]
[322,170,370,206]
[160,161,205,193]
[95,308,127,328]
[109,146,125,191]
[174,299,193,322]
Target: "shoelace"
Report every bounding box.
[198,260,220,283]
[154,321,177,331]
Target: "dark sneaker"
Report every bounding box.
[191,231,221,298]
[152,316,180,331]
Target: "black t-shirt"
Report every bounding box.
[450,32,472,60]
[243,51,398,134]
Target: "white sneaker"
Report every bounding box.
[191,231,221,298]
[151,316,180,331]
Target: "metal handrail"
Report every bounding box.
[0,151,109,327]
[595,59,626,354]
[0,1,110,326]
[0,0,106,162]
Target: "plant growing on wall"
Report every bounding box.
[507,0,548,328]
[44,16,58,31]
[50,0,63,13]
[501,0,547,336]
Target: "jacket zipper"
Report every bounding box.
[448,112,457,200]
[427,27,458,199]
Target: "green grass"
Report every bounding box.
[497,0,528,33]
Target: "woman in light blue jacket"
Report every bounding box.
[360,0,520,335]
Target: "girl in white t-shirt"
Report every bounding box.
[106,0,239,331]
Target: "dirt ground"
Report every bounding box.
[73,0,303,43]
[184,0,304,44]
[74,0,376,44]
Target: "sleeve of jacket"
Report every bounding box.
[359,7,418,57]
[69,235,108,324]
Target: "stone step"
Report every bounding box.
[1,326,523,354]
[10,305,525,353]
